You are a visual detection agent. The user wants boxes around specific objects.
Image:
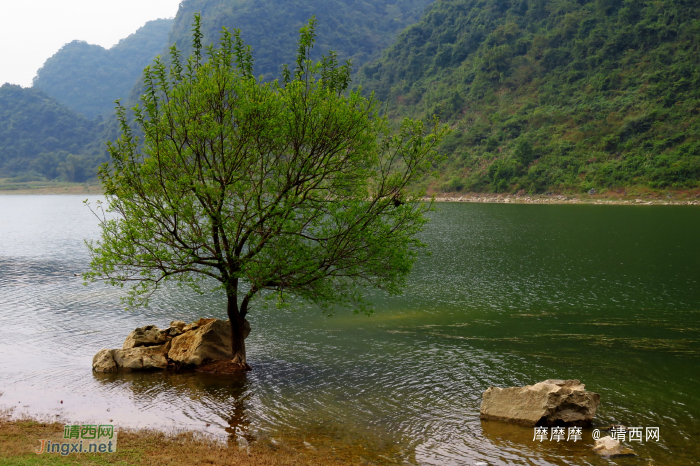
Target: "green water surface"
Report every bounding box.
[1,198,698,465]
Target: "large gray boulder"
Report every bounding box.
[92,349,118,373]
[480,379,600,426]
[93,343,171,372]
[113,343,170,371]
[122,325,168,349]
[168,319,232,366]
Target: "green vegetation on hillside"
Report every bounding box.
[166,0,435,81]
[0,84,105,181]
[360,0,700,193]
[1,20,172,180]
[32,19,173,119]
[6,1,437,182]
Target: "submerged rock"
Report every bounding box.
[92,318,250,373]
[122,325,168,349]
[479,379,600,426]
[592,436,637,457]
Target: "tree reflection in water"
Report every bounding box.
[92,369,255,443]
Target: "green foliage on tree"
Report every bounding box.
[84,15,448,368]
[0,84,106,181]
[359,0,700,193]
[33,19,173,119]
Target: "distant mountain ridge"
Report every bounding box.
[3,2,441,181]
[0,84,104,182]
[359,0,700,193]
[32,18,173,119]
[164,0,436,81]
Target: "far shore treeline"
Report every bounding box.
[1,0,698,192]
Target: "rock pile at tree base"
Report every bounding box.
[479,379,600,427]
[92,318,250,373]
[195,359,252,374]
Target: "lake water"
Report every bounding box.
[1,195,698,465]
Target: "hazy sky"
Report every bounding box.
[0,0,182,88]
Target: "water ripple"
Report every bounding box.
[1,198,699,465]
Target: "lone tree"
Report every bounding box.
[85,14,448,370]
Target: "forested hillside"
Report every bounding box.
[0,84,105,182]
[359,0,700,193]
[165,0,435,81]
[32,18,173,119]
[4,2,439,181]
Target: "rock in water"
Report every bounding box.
[592,436,637,457]
[122,325,168,349]
[112,343,170,371]
[168,319,232,366]
[92,349,118,373]
[479,379,600,426]
[92,318,251,373]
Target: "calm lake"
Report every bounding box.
[1,195,698,465]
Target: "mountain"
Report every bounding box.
[4,2,442,182]
[0,84,105,182]
[359,0,700,193]
[6,19,174,181]
[32,18,173,119]
[165,0,436,81]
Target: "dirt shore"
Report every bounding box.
[2,181,698,205]
[0,181,103,195]
[426,193,700,206]
[0,409,358,466]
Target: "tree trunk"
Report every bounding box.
[227,296,251,371]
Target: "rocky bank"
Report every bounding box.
[426,193,700,205]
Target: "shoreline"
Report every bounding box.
[0,181,103,195]
[0,408,358,466]
[426,193,700,206]
[2,182,699,206]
